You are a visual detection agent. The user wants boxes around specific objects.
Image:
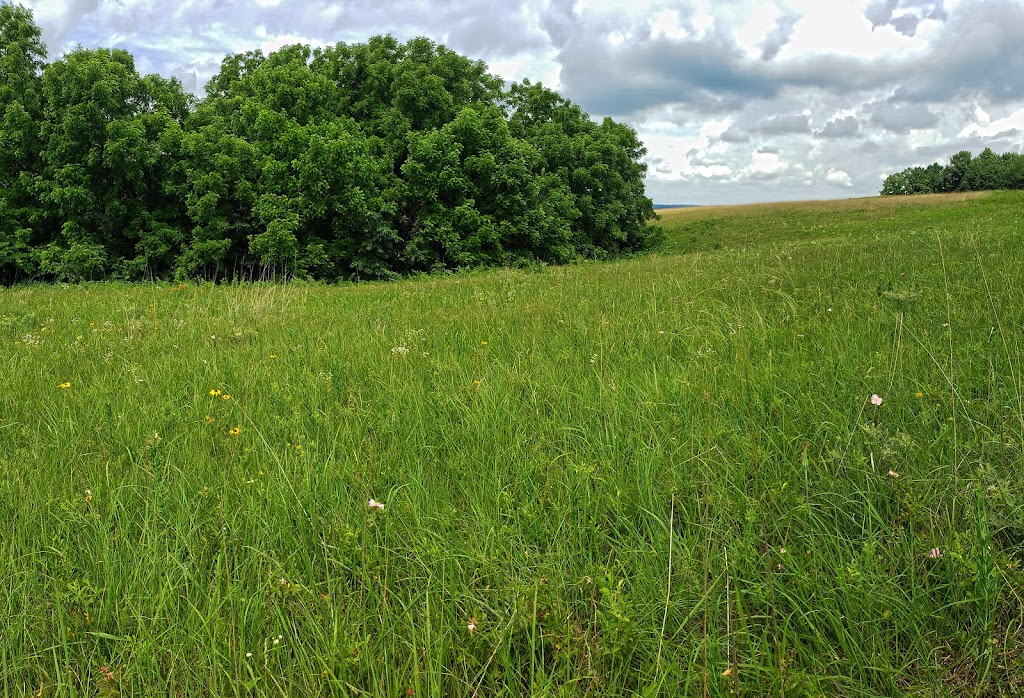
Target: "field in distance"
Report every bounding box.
[2,190,1023,696]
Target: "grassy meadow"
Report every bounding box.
[3,190,1024,696]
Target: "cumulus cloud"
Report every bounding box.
[826,169,854,186]
[864,0,947,36]
[871,101,939,132]
[816,115,861,138]
[760,11,799,61]
[759,113,809,134]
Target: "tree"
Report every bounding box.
[0,2,46,282]
[943,150,972,192]
[962,147,1007,191]
[36,48,190,280]
[184,44,388,280]
[505,80,657,258]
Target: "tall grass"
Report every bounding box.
[2,190,1023,696]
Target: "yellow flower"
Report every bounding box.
[228,427,241,436]
[269,354,278,359]
[222,394,231,401]
[480,341,488,346]
[204,415,215,424]
[915,392,924,398]
[58,382,72,389]
[209,389,221,396]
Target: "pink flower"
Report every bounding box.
[887,470,899,478]
[929,547,943,559]
[467,618,478,634]
[870,394,883,406]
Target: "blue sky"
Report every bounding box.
[22,0,1024,204]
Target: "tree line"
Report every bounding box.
[880,148,1024,196]
[0,4,657,284]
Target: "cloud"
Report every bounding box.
[718,125,750,143]
[816,115,860,138]
[864,0,947,36]
[759,113,809,134]
[871,101,938,132]
[826,169,854,186]
[760,11,799,61]
[555,29,778,117]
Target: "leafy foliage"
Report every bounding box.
[0,6,656,283]
[881,147,1024,196]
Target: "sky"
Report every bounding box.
[20,0,1024,205]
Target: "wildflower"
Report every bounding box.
[915,392,924,399]
[205,415,215,424]
[391,346,409,355]
[870,394,883,406]
[657,330,665,335]
[929,547,943,559]
[245,652,252,658]
[85,488,93,503]
[722,668,733,677]
[222,394,231,401]
[887,469,899,478]
[368,498,385,511]
[779,548,787,555]
[228,427,241,436]
[467,618,477,634]
[590,354,598,364]
[269,354,278,359]
[481,341,488,346]
[209,389,221,396]
[58,382,71,389]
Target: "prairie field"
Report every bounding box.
[3,190,1024,696]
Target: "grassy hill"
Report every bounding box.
[3,190,1023,696]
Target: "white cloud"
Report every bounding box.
[826,169,854,186]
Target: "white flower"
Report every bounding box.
[368,498,385,511]
[391,346,409,355]
[870,394,883,406]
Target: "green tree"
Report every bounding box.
[0,3,46,282]
[184,44,388,280]
[962,147,1007,191]
[506,80,657,258]
[36,48,190,280]
[943,150,972,192]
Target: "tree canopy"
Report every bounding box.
[880,147,1024,196]
[0,4,657,283]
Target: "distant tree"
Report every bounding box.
[943,150,972,192]
[1003,152,1024,189]
[962,147,1007,191]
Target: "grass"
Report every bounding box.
[2,190,1024,696]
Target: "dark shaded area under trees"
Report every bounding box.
[880,147,1024,196]
[0,4,658,284]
